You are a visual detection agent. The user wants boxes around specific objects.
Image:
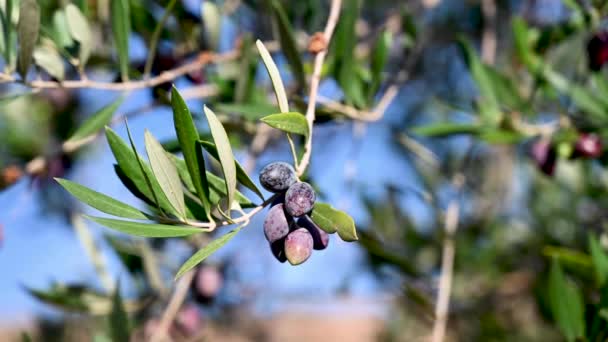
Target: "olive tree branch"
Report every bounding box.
[296,0,342,177]
[150,269,195,342]
[431,175,464,342]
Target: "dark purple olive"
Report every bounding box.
[259,162,297,193]
[530,139,557,176]
[263,204,292,243]
[284,182,316,217]
[285,228,313,265]
[270,238,287,263]
[574,133,602,158]
[587,32,608,71]
[297,215,329,250]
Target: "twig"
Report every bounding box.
[296,0,342,176]
[431,175,464,342]
[316,84,399,122]
[150,269,195,342]
[0,51,238,90]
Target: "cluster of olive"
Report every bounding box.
[259,162,328,265]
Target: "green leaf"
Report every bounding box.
[175,225,242,278]
[199,140,264,201]
[52,10,74,49]
[171,86,211,218]
[144,130,186,218]
[256,39,289,113]
[479,129,525,144]
[111,0,130,81]
[65,3,92,65]
[310,202,358,242]
[56,178,148,219]
[0,0,15,69]
[458,38,501,124]
[267,0,305,90]
[260,112,308,137]
[169,154,256,208]
[215,102,279,121]
[109,284,130,342]
[16,0,40,80]
[68,98,122,143]
[203,106,237,211]
[33,44,65,81]
[589,234,608,286]
[200,1,220,51]
[411,123,480,137]
[369,30,392,99]
[85,216,201,238]
[548,259,585,342]
[105,126,176,216]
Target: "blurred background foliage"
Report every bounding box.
[2,0,608,341]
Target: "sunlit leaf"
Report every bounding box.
[144,130,186,218]
[200,1,220,51]
[175,225,242,278]
[589,234,608,286]
[203,106,237,211]
[33,44,65,81]
[85,216,201,238]
[411,123,480,137]
[65,3,92,65]
[56,178,148,219]
[260,112,308,137]
[16,0,40,79]
[256,40,289,113]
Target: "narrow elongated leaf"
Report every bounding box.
[109,284,130,342]
[199,140,263,200]
[0,0,14,68]
[175,226,242,278]
[548,259,585,342]
[65,4,92,65]
[256,40,289,113]
[200,1,220,51]
[169,155,256,208]
[310,202,358,241]
[56,178,148,219]
[589,234,608,286]
[203,106,237,211]
[33,44,65,80]
[171,87,211,218]
[52,10,74,49]
[111,0,130,80]
[267,0,305,90]
[144,130,185,218]
[85,216,201,238]
[68,98,122,143]
[369,30,392,99]
[17,0,40,79]
[260,112,308,137]
[105,127,176,216]
[411,123,480,137]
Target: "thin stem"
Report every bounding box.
[296,0,342,177]
[431,176,463,342]
[150,269,195,342]
[143,0,178,79]
[286,133,299,169]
